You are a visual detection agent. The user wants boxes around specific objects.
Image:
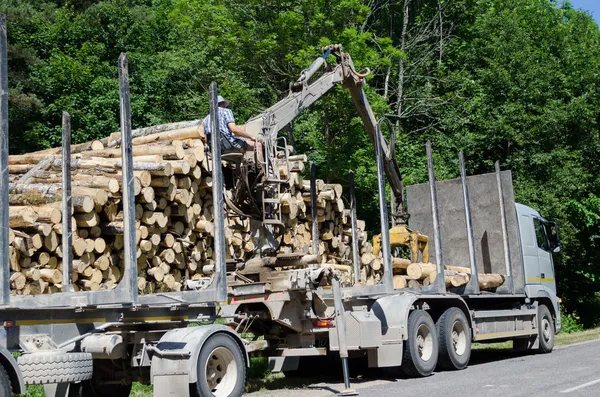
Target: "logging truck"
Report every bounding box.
[0,14,562,396]
[216,43,564,390]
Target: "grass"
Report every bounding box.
[472,325,600,351]
[18,326,600,396]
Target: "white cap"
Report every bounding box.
[217,95,231,106]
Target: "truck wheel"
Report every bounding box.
[401,310,438,377]
[18,352,93,384]
[0,365,12,396]
[538,305,555,353]
[436,307,471,370]
[191,333,246,397]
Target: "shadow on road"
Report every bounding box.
[247,347,535,392]
[468,348,534,366]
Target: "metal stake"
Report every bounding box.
[118,53,138,304]
[459,151,479,294]
[209,82,227,301]
[426,141,446,293]
[375,127,393,293]
[332,277,357,396]
[0,15,8,305]
[349,171,360,284]
[310,162,319,260]
[61,112,73,292]
[495,161,514,294]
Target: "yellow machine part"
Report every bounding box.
[373,226,429,263]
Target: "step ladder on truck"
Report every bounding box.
[0,15,247,397]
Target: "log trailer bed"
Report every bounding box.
[0,16,248,397]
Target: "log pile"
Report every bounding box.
[387,261,505,291]
[7,121,371,294]
[6,119,505,295]
[7,123,219,294]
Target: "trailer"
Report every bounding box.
[0,16,248,397]
[223,132,562,390]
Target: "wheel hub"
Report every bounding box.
[416,324,433,361]
[204,347,237,397]
[451,320,467,356]
[542,318,551,342]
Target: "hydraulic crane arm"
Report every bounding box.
[244,45,408,223]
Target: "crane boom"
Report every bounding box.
[244,45,408,224]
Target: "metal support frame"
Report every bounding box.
[374,127,393,294]
[61,112,74,292]
[209,82,228,302]
[310,162,319,260]
[426,141,446,294]
[0,14,8,305]
[118,53,138,305]
[349,171,360,285]
[320,122,398,298]
[332,277,357,396]
[376,117,406,226]
[459,151,479,294]
[495,161,515,294]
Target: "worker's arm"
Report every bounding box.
[227,122,255,141]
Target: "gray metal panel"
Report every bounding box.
[406,171,525,294]
[0,15,9,306]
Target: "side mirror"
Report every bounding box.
[545,221,561,253]
[553,246,562,254]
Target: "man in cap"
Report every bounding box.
[203,95,258,153]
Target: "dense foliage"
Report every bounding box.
[2,0,600,324]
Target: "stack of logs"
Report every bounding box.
[357,250,505,291]
[7,123,219,294]
[6,119,504,294]
[6,121,372,294]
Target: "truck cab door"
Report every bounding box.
[533,218,558,295]
[517,210,541,286]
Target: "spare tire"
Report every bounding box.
[18,352,93,385]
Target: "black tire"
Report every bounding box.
[0,365,12,397]
[436,308,471,370]
[17,352,93,385]
[191,333,246,397]
[401,310,438,377]
[538,304,555,353]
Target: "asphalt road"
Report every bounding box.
[247,339,600,397]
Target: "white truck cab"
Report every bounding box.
[516,203,561,294]
[516,203,562,333]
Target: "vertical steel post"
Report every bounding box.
[118,53,138,304]
[310,162,319,259]
[332,277,356,395]
[61,112,73,292]
[0,15,8,305]
[459,151,479,294]
[209,82,227,301]
[495,161,514,294]
[375,127,393,293]
[426,141,446,293]
[349,171,360,285]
